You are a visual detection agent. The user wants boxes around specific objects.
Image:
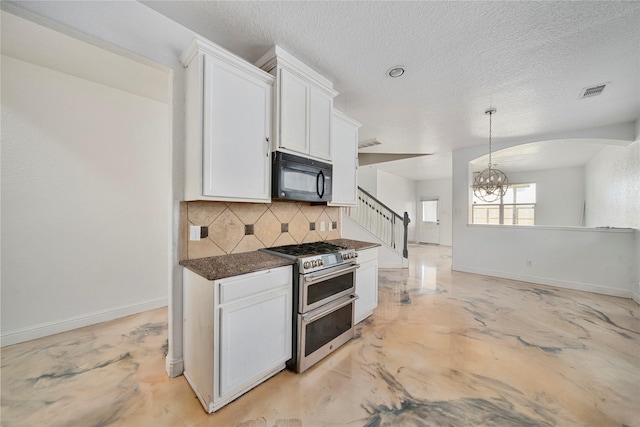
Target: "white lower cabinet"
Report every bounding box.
[183,266,292,413]
[355,248,379,324]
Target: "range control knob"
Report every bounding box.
[303,261,311,269]
[354,252,359,258]
[319,259,324,266]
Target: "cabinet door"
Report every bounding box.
[355,250,378,324]
[219,288,292,397]
[308,86,333,160]
[329,111,360,206]
[202,54,271,201]
[279,68,309,154]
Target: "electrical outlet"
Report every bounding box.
[189,225,201,241]
[320,221,326,232]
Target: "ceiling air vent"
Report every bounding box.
[358,138,382,149]
[580,84,607,98]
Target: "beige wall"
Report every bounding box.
[180,201,341,260]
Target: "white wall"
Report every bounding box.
[376,169,417,242]
[635,230,640,304]
[415,178,453,246]
[1,3,194,376]
[506,167,585,226]
[1,48,170,343]
[357,164,378,197]
[585,139,640,229]
[452,123,639,299]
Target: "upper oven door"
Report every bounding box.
[300,263,357,313]
[272,151,332,202]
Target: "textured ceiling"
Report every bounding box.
[143,1,639,163]
[8,1,636,180]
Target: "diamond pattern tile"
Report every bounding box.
[254,210,281,247]
[327,229,340,240]
[229,203,268,225]
[269,202,300,223]
[288,211,310,243]
[188,201,227,226]
[231,235,265,254]
[182,201,340,258]
[300,204,324,223]
[302,231,322,243]
[188,238,225,259]
[271,232,297,247]
[325,207,341,222]
[179,202,188,261]
[209,209,244,253]
[316,212,331,239]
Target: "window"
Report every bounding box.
[472,183,536,225]
[421,200,438,222]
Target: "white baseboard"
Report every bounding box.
[452,264,633,299]
[166,356,184,378]
[633,282,640,306]
[1,297,168,347]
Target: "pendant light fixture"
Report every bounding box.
[471,109,509,203]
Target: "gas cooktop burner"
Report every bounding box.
[265,242,346,257]
[260,241,356,274]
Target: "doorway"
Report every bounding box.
[419,199,440,244]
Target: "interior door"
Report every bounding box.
[419,199,440,244]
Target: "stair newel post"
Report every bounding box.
[402,212,410,258]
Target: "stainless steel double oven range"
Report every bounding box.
[261,242,358,373]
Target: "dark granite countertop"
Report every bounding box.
[327,238,381,251]
[180,251,295,281]
[181,238,379,281]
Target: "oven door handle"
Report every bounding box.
[302,294,359,323]
[303,264,359,284]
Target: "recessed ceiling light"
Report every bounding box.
[387,66,405,78]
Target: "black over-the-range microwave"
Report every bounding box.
[272,151,332,203]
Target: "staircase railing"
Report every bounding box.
[345,187,410,258]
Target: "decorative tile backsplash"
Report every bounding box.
[180,201,341,260]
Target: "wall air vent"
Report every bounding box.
[580,84,607,98]
[358,138,382,149]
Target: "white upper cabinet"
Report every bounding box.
[181,36,274,202]
[309,87,333,160]
[256,46,338,162]
[279,69,309,154]
[329,110,361,206]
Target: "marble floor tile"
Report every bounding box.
[1,244,638,426]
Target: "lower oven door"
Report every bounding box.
[297,294,358,373]
[301,263,357,313]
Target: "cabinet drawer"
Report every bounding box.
[219,266,292,304]
[357,248,378,264]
